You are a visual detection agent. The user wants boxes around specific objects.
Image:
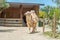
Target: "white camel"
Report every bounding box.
[25,10,39,33]
[30,10,39,32]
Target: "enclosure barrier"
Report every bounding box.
[0,18,23,27]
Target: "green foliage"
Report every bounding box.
[49,8,54,19]
[41,6,55,19]
[4,3,10,8]
[52,0,60,8]
[49,8,60,20]
[52,0,60,20]
[44,31,53,37]
[4,0,10,8]
[41,6,60,20]
[39,11,46,18]
[52,0,60,4]
[0,0,10,8]
[44,31,60,38]
[54,8,60,20]
[0,0,10,11]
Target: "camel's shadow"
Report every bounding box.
[29,31,40,34]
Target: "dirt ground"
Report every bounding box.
[0,26,60,40]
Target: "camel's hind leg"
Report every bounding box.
[32,23,37,33]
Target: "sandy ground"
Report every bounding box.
[0,26,60,40]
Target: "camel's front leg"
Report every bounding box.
[27,23,31,33]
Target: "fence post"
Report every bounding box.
[43,15,45,33]
[52,12,56,37]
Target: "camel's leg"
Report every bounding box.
[32,24,35,32]
[32,27,35,33]
[27,23,31,33]
[31,23,36,32]
[35,22,38,31]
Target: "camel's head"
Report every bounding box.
[30,10,35,13]
[30,10,36,16]
[24,11,31,16]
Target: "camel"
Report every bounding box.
[24,11,33,33]
[24,10,38,33]
[30,10,39,32]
